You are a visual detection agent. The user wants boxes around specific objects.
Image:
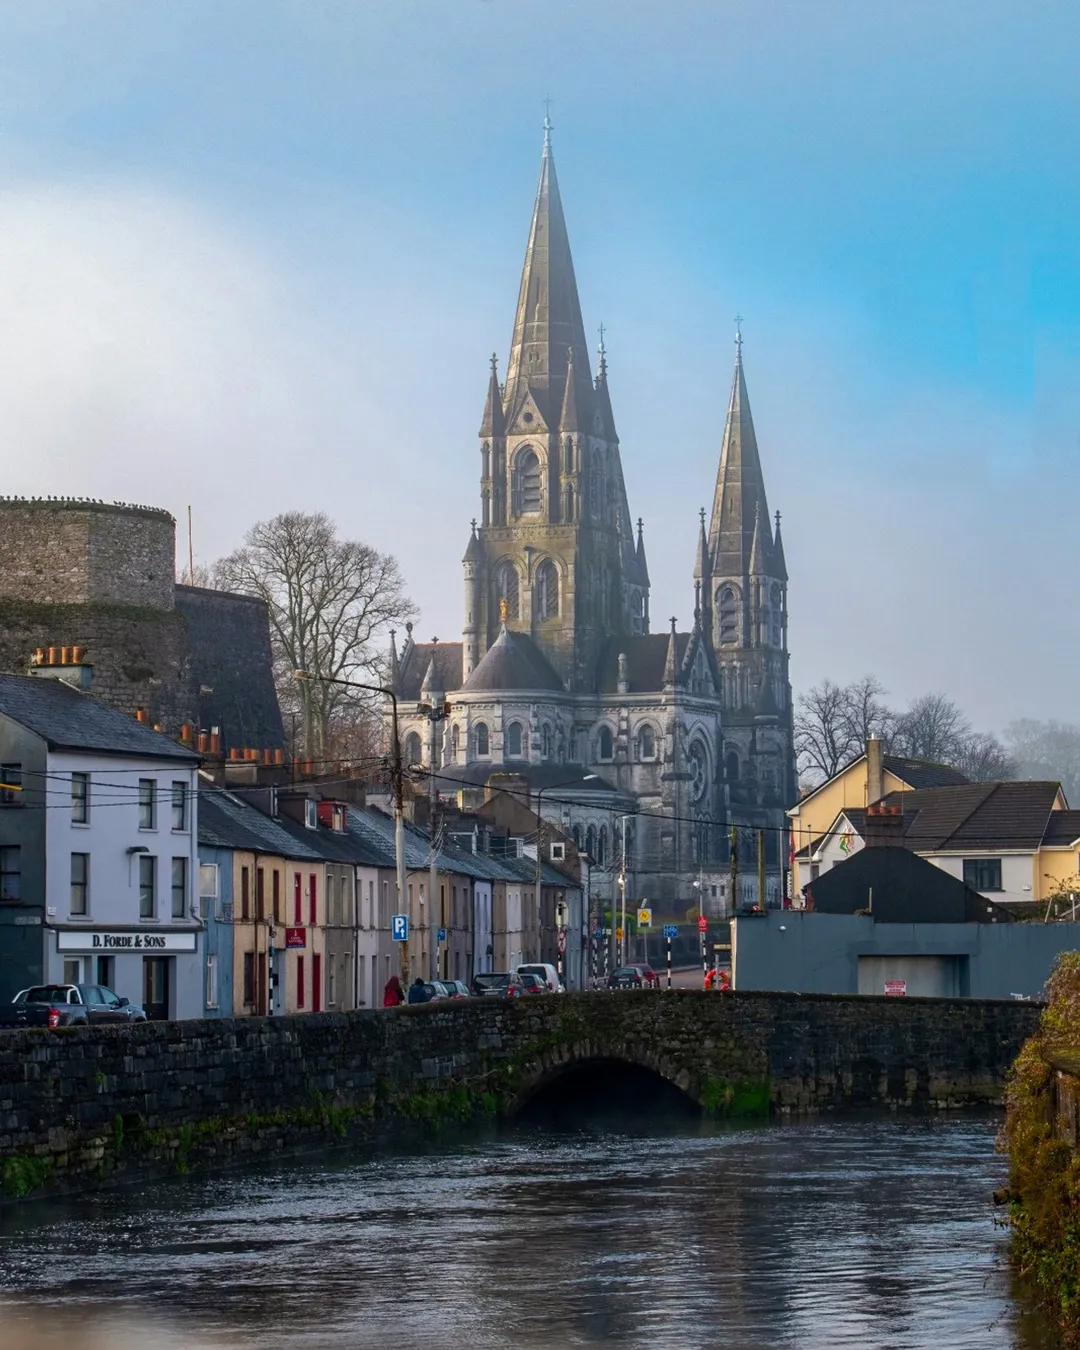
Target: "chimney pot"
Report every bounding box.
[47,647,59,665]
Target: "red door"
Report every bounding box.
[312,953,322,1013]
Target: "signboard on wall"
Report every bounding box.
[285,928,306,949]
[884,979,907,997]
[55,930,197,952]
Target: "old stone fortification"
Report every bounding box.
[0,498,283,749]
[0,990,1040,1201]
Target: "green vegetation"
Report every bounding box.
[699,1078,770,1118]
[0,1155,53,1199]
[1003,952,1080,1342]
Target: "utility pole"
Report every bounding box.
[419,641,449,982]
[757,829,766,910]
[729,823,739,917]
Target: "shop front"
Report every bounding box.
[50,928,201,1020]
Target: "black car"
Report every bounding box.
[607,966,645,990]
[470,972,527,999]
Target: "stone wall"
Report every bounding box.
[0,500,175,608]
[0,990,1040,1201]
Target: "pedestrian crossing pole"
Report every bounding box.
[666,931,672,990]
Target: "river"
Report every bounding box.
[0,1112,1059,1350]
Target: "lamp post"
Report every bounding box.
[535,774,597,990]
[293,670,410,987]
[416,642,451,980]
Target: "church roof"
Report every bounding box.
[707,335,774,580]
[396,642,464,700]
[502,121,593,430]
[462,627,564,694]
[595,633,691,695]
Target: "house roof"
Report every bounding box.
[1041,809,1080,847]
[462,628,564,694]
[198,787,325,859]
[595,633,691,695]
[396,642,464,700]
[804,846,1013,923]
[882,780,1062,851]
[435,761,623,801]
[791,750,971,815]
[0,672,199,762]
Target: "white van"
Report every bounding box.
[515,963,564,993]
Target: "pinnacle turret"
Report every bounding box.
[593,329,618,441]
[749,500,769,576]
[663,617,679,688]
[558,343,590,432]
[772,510,788,583]
[479,353,505,438]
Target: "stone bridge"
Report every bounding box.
[0,991,1040,1201]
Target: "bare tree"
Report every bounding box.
[839,674,897,751]
[795,680,861,784]
[1006,719,1080,803]
[213,511,415,759]
[952,731,1015,782]
[893,692,971,763]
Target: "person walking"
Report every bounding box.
[407,977,432,1005]
[383,975,405,1008]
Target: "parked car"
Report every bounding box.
[519,972,548,995]
[470,972,527,999]
[440,980,470,999]
[4,984,145,1026]
[636,964,660,989]
[0,985,90,1029]
[423,980,460,1001]
[515,963,564,993]
[607,966,646,990]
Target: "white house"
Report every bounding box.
[0,667,201,1016]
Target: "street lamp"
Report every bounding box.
[293,669,410,987]
[536,774,597,990]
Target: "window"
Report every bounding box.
[171,782,187,831]
[309,874,317,926]
[718,586,739,644]
[293,873,302,924]
[328,960,337,1007]
[494,560,520,620]
[96,956,113,988]
[139,855,156,918]
[405,732,422,765]
[451,724,460,760]
[71,772,89,823]
[597,826,608,866]
[598,725,614,760]
[256,867,265,921]
[535,560,558,618]
[172,858,187,919]
[242,951,256,1005]
[297,955,305,1009]
[272,870,281,923]
[586,825,597,860]
[963,858,1003,892]
[569,729,579,762]
[475,722,490,757]
[0,845,20,902]
[199,863,219,920]
[70,853,89,916]
[138,778,156,829]
[0,763,21,806]
[205,954,218,1010]
[638,726,656,761]
[542,724,552,758]
[769,583,783,648]
[518,448,542,515]
[241,866,251,922]
[506,722,524,758]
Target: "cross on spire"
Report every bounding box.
[734,314,743,350]
[543,97,553,148]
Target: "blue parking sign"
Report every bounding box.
[663,924,679,939]
[391,914,409,942]
[437,927,447,942]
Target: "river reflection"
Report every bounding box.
[0,1113,1060,1349]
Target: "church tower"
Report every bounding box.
[463,120,647,692]
[705,330,796,809]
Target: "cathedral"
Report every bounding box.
[392,122,796,913]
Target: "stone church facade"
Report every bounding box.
[393,124,796,914]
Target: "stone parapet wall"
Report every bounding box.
[0,990,1041,1201]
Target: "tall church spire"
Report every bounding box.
[707,327,772,580]
[479,353,505,438]
[503,122,592,427]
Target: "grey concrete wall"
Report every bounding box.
[732,911,1080,1001]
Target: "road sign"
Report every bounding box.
[391,914,409,942]
[697,915,708,933]
[437,927,447,942]
[885,979,907,997]
[615,926,624,942]
[637,907,652,927]
[557,928,567,954]
[663,924,679,939]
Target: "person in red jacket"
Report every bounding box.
[383,975,405,1007]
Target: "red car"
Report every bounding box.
[635,965,659,988]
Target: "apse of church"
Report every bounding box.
[393,121,796,910]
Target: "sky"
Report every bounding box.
[0,0,1076,733]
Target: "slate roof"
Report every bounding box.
[462,628,564,694]
[881,755,971,790]
[881,780,1062,851]
[595,633,690,695]
[1041,809,1080,847]
[804,846,1013,923]
[0,672,199,762]
[396,642,464,700]
[435,761,620,797]
[198,787,324,859]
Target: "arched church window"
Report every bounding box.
[451,724,460,760]
[585,825,597,860]
[535,560,559,619]
[638,725,656,761]
[597,725,614,761]
[517,448,542,515]
[494,560,519,620]
[726,750,740,784]
[506,722,524,757]
[569,728,579,762]
[769,583,783,647]
[718,586,739,644]
[598,825,608,866]
[572,823,582,850]
[623,822,635,866]
[564,485,574,522]
[475,722,490,757]
[590,452,603,519]
[542,724,552,758]
[405,732,422,765]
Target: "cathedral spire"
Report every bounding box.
[693,506,709,581]
[749,500,769,576]
[663,617,679,688]
[558,343,589,432]
[479,352,505,438]
[636,516,650,586]
[593,325,618,441]
[503,122,592,426]
[773,509,788,583]
[707,326,772,580]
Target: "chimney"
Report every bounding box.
[864,802,904,847]
[866,735,884,805]
[27,645,93,691]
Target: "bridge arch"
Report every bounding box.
[508,1041,703,1117]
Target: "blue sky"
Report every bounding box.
[0,0,1076,730]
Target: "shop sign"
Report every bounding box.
[285,927,306,948]
[55,930,197,953]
